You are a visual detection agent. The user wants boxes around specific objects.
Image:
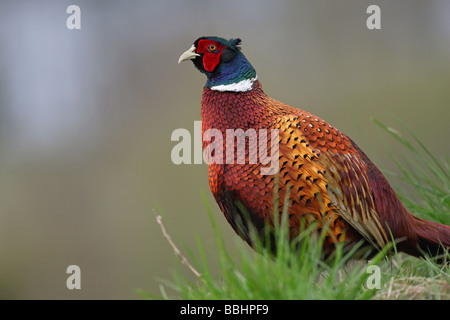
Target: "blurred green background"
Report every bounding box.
[0,0,449,299]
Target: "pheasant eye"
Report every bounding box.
[208,44,217,51]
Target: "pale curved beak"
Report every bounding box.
[178,45,200,64]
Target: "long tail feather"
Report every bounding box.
[405,215,450,259]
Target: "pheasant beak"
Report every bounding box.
[178,45,200,63]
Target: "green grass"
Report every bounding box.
[148,120,449,300]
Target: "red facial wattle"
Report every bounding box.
[197,39,224,72]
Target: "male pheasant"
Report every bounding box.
[178,36,450,259]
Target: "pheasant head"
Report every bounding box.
[178,37,257,91]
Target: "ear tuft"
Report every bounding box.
[230,38,242,50]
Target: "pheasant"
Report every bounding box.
[178,36,450,259]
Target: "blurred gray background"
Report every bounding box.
[0,0,449,299]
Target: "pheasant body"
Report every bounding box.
[179,36,450,259]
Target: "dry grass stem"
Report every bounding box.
[153,209,201,278]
